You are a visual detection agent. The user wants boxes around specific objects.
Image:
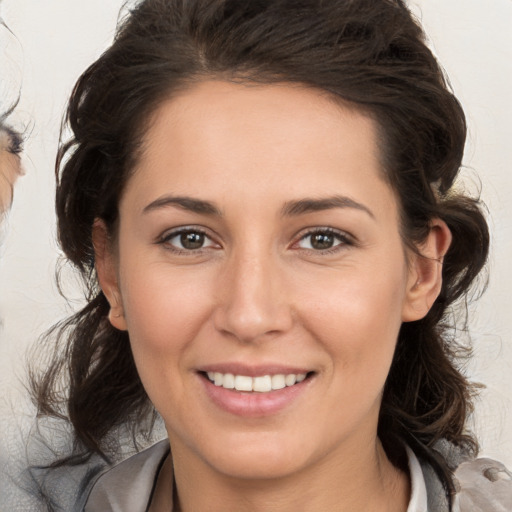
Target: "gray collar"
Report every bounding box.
[82,439,512,512]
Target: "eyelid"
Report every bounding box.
[291,226,356,252]
[157,225,220,252]
[156,225,355,254]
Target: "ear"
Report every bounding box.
[402,219,452,322]
[92,219,127,331]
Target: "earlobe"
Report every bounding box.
[107,305,127,331]
[92,219,127,331]
[402,219,452,322]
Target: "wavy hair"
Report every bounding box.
[31,0,489,506]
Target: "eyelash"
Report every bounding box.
[157,226,354,256]
[157,226,218,255]
[293,227,355,254]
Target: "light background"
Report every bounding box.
[0,0,510,487]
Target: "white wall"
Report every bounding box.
[0,0,510,480]
[406,0,512,465]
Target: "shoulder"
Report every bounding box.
[419,440,512,512]
[453,457,512,512]
[80,439,170,512]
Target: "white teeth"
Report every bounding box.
[234,375,253,391]
[285,374,297,386]
[214,372,223,386]
[253,375,272,392]
[207,372,308,392]
[271,374,286,390]
[223,373,235,389]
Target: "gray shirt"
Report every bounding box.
[81,440,512,512]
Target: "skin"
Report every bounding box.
[95,81,451,512]
[0,127,23,213]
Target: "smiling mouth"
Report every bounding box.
[203,371,312,392]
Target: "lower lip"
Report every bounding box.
[200,374,312,417]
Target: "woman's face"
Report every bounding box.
[98,81,440,480]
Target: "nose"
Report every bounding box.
[213,249,294,344]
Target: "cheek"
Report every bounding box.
[118,264,219,417]
[119,261,215,359]
[294,258,407,379]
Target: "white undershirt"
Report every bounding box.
[406,444,429,512]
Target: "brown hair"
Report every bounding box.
[32,0,489,506]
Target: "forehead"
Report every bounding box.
[144,80,377,156]
[124,80,396,219]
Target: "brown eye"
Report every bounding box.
[296,229,351,252]
[310,233,335,250]
[181,232,205,249]
[161,228,217,252]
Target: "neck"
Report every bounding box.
[155,438,410,512]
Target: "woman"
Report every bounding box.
[31,0,511,510]
[0,106,23,218]
[0,9,24,218]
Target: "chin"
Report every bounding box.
[192,431,317,481]
[210,450,306,481]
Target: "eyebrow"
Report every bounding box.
[142,194,374,219]
[281,195,375,219]
[143,195,222,216]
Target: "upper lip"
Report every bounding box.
[197,363,312,377]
